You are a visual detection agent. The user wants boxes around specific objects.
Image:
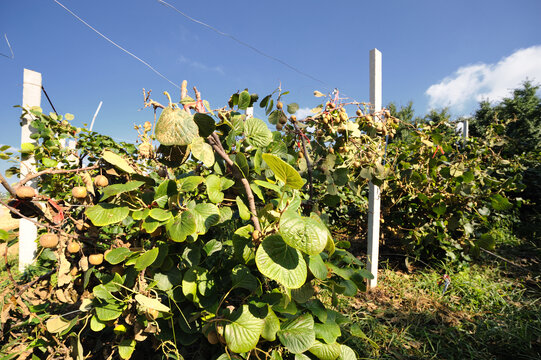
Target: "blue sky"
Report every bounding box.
[1,0,540,175]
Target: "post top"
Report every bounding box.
[23,69,42,82]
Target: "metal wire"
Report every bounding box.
[53,0,180,89]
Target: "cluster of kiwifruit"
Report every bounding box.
[275,101,290,131]
[357,109,399,138]
[37,174,112,265]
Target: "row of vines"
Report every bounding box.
[0,80,522,359]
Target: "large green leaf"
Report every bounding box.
[101,150,135,174]
[149,208,172,221]
[277,313,315,354]
[308,254,328,280]
[85,203,129,226]
[155,107,199,146]
[224,305,265,353]
[308,340,341,360]
[100,181,145,201]
[236,196,251,221]
[262,154,305,189]
[104,247,131,265]
[206,174,225,203]
[193,112,216,137]
[338,345,356,360]
[279,211,328,255]
[134,248,159,271]
[314,321,341,344]
[154,179,178,208]
[179,176,204,192]
[166,211,196,242]
[191,136,215,167]
[261,308,280,341]
[191,203,220,234]
[245,118,272,148]
[118,339,136,360]
[231,264,258,291]
[256,235,307,289]
[95,302,124,321]
[238,90,251,110]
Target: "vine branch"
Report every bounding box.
[18,164,100,187]
[207,134,261,232]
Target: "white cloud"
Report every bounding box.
[178,55,224,75]
[295,107,316,119]
[426,45,541,112]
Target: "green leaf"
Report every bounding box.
[191,137,215,167]
[262,309,280,341]
[256,235,307,289]
[85,203,130,226]
[339,345,357,360]
[245,118,272,148]
[254,180,282,194]
[118,339,136,360]
[268,110,281,125]
[0,229,9,241]
[262,154,305,189]
[432,203,447,216]
[142,216,161,233]
[166,211,196,242]
[231,265,258,291]
[291,282,314,303]
[193,112,216,137]
[154,179,178,208]
[95,302,123,321]
[192,203,220,234]
[287,103,299,114]
[277,313,315,354]
[314,321,341,344]
[42,157,58,168]
[134,248,159,271]
[478,232,496,250]
[206,174,225,203]
[308,254,328,280]
[102,150,135,174]
[155,107,199,146]
[104,247,131,265]
[134,294,170,312]
[21,142,35,154]
[179,176,204,192]
[90,315,106,332]
[235,152,249,178]
[100,181,145,201]
[279,211,328,255]
[238,90,251,110]
[236,196,251,221]
[308,340,341,360]
[224,305,265,353]
[149,208,172,222]
[490,193,512,211]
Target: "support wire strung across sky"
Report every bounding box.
[53,0,180,89]
[53,0,366,105]
[156,0,330,88]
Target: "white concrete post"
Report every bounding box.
[462,119,469,140]
[367,49,382,288]
[245,107,254,119]
[19,69,42,272]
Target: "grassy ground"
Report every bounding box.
[337,255,541,360]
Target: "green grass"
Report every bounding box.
[337,262,541,359]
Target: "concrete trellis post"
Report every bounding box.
[19,69,42,272]
[245,107,254,119]
[367,49,382,288]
